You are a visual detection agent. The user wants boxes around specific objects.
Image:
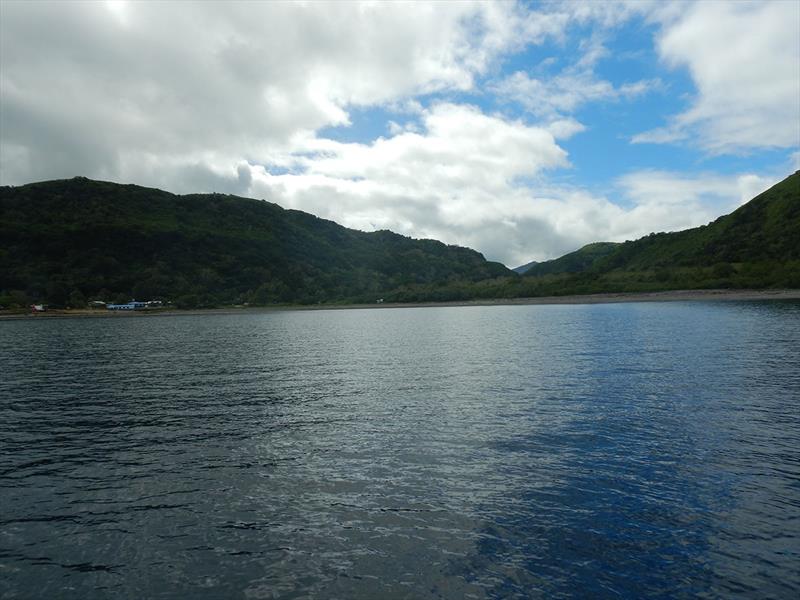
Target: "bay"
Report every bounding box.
[1,301,799,599]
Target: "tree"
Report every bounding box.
[46,281,70,307]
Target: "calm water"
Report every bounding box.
[1,302,799,599]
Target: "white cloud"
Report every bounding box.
[299,104,568,186]
[563,0,655,28]
[495,70,659,119]
[492,29,660,128]
[546,118,586,140]
[634,0,800,154]
[0,1,565,186]
[616,170,781,220]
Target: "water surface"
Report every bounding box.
[2,302,799,598]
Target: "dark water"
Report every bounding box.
[2,302,799,599]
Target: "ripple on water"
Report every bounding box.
[1,302,799,599]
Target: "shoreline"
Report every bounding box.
[2,289,799,320]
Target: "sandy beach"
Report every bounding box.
[2,289,799,320]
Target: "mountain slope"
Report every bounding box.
[523,242,620,277]
[0,177,511,306]
[593,171,800,272]
[382,171,799,302]
[516,171,800,292]
[512,260,538,274]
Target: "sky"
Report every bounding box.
[1,1,798,267]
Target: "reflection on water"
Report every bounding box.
[1,301,799,599]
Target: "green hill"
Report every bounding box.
[523,242,620,277]
[592,171,800,273]
[0,177,511,307]
[2,172,797,309]
[382,171,800,302]
[520,171,799,279]
[508,171,800,293]
[570,170,800,290]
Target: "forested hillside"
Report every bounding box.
[384,171,800,302]
[0,177,510,307]
[2,172,797,308]
[523,242,619,277]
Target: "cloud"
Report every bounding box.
[492,30,660,128]
[545,118,586,140]
[495,70,659,119]
[634,0,800,154]
[563,0,655,28]
[298,104,568,186]
[0,0,564,186]
[244,103,575,262]
[616,170,782,221]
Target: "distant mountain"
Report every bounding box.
[522,242,619,277]
[512,260,538,274]
[0,177,511,307]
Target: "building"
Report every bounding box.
[106,300,147,310]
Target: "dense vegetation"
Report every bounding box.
[0,177,510,307]
[548,170,800,289]
[523,242,620,277]
[381,171,800,302]
[1,171,797,308]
